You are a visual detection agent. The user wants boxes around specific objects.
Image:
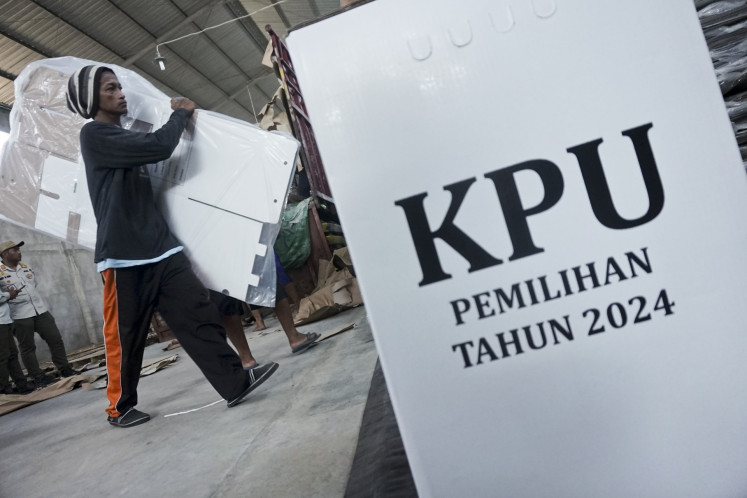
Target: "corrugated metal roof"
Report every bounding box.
[0,0,344,123]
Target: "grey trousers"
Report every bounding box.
[0,323,27,388]
[13,311,70,378]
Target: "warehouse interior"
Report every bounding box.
[0,0,746,496]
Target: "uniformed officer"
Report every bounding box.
[0,241,77,385]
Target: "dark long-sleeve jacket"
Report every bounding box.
[80,109,189,263]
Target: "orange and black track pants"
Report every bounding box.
[100,251,246,418]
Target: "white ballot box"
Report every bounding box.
[0,57,299,304]
[287,1,747,495]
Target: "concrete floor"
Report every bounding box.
[0,306,378,498]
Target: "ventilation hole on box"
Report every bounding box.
[489,7,515,33]
[448,21,473,47]
[532,0,557,19]
[407,35,432,61]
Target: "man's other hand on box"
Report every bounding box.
[171,96,196,116]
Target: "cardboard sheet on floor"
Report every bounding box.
[0,374,100,416]
[140,354,179,376]
[0,354,181,416]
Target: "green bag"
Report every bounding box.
[274,198,312,270]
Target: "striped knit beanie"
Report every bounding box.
[65,65,112,119]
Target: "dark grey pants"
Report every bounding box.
[0,322,27,389]
[13,311,70,378]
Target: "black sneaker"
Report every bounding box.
[1,385,13,395]
[33,374,55,387]
[227,362,279,407]
[15,381,35,395]
[107,407,151,428]
[59,367,80,378]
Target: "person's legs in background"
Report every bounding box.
[0,323,34,394]
[209,290,259,370]
[266,284,319,354]
[33,311,75,377]
[222,312,258,369]
[12,316,54,386]
[251,308,267,332]
[275,255,300,316]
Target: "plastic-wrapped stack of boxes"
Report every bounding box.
[698,0,747,170]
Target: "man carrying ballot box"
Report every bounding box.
[66,65,277,428]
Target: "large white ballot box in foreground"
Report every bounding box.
[0,57,299,305]
[287,0,747,495]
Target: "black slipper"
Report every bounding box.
[291,332,321,354]
[227,362,279,407]
[108,407,151,428]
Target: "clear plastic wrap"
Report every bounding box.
[695,0,721,8]
[698,0,746,21]
[0,56,299,306]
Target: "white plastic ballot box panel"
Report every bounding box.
[158,191,265,293]
[1,57,299,303]
[148,108,299,298]
[287,1,747,496]
[164,111,298,223]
